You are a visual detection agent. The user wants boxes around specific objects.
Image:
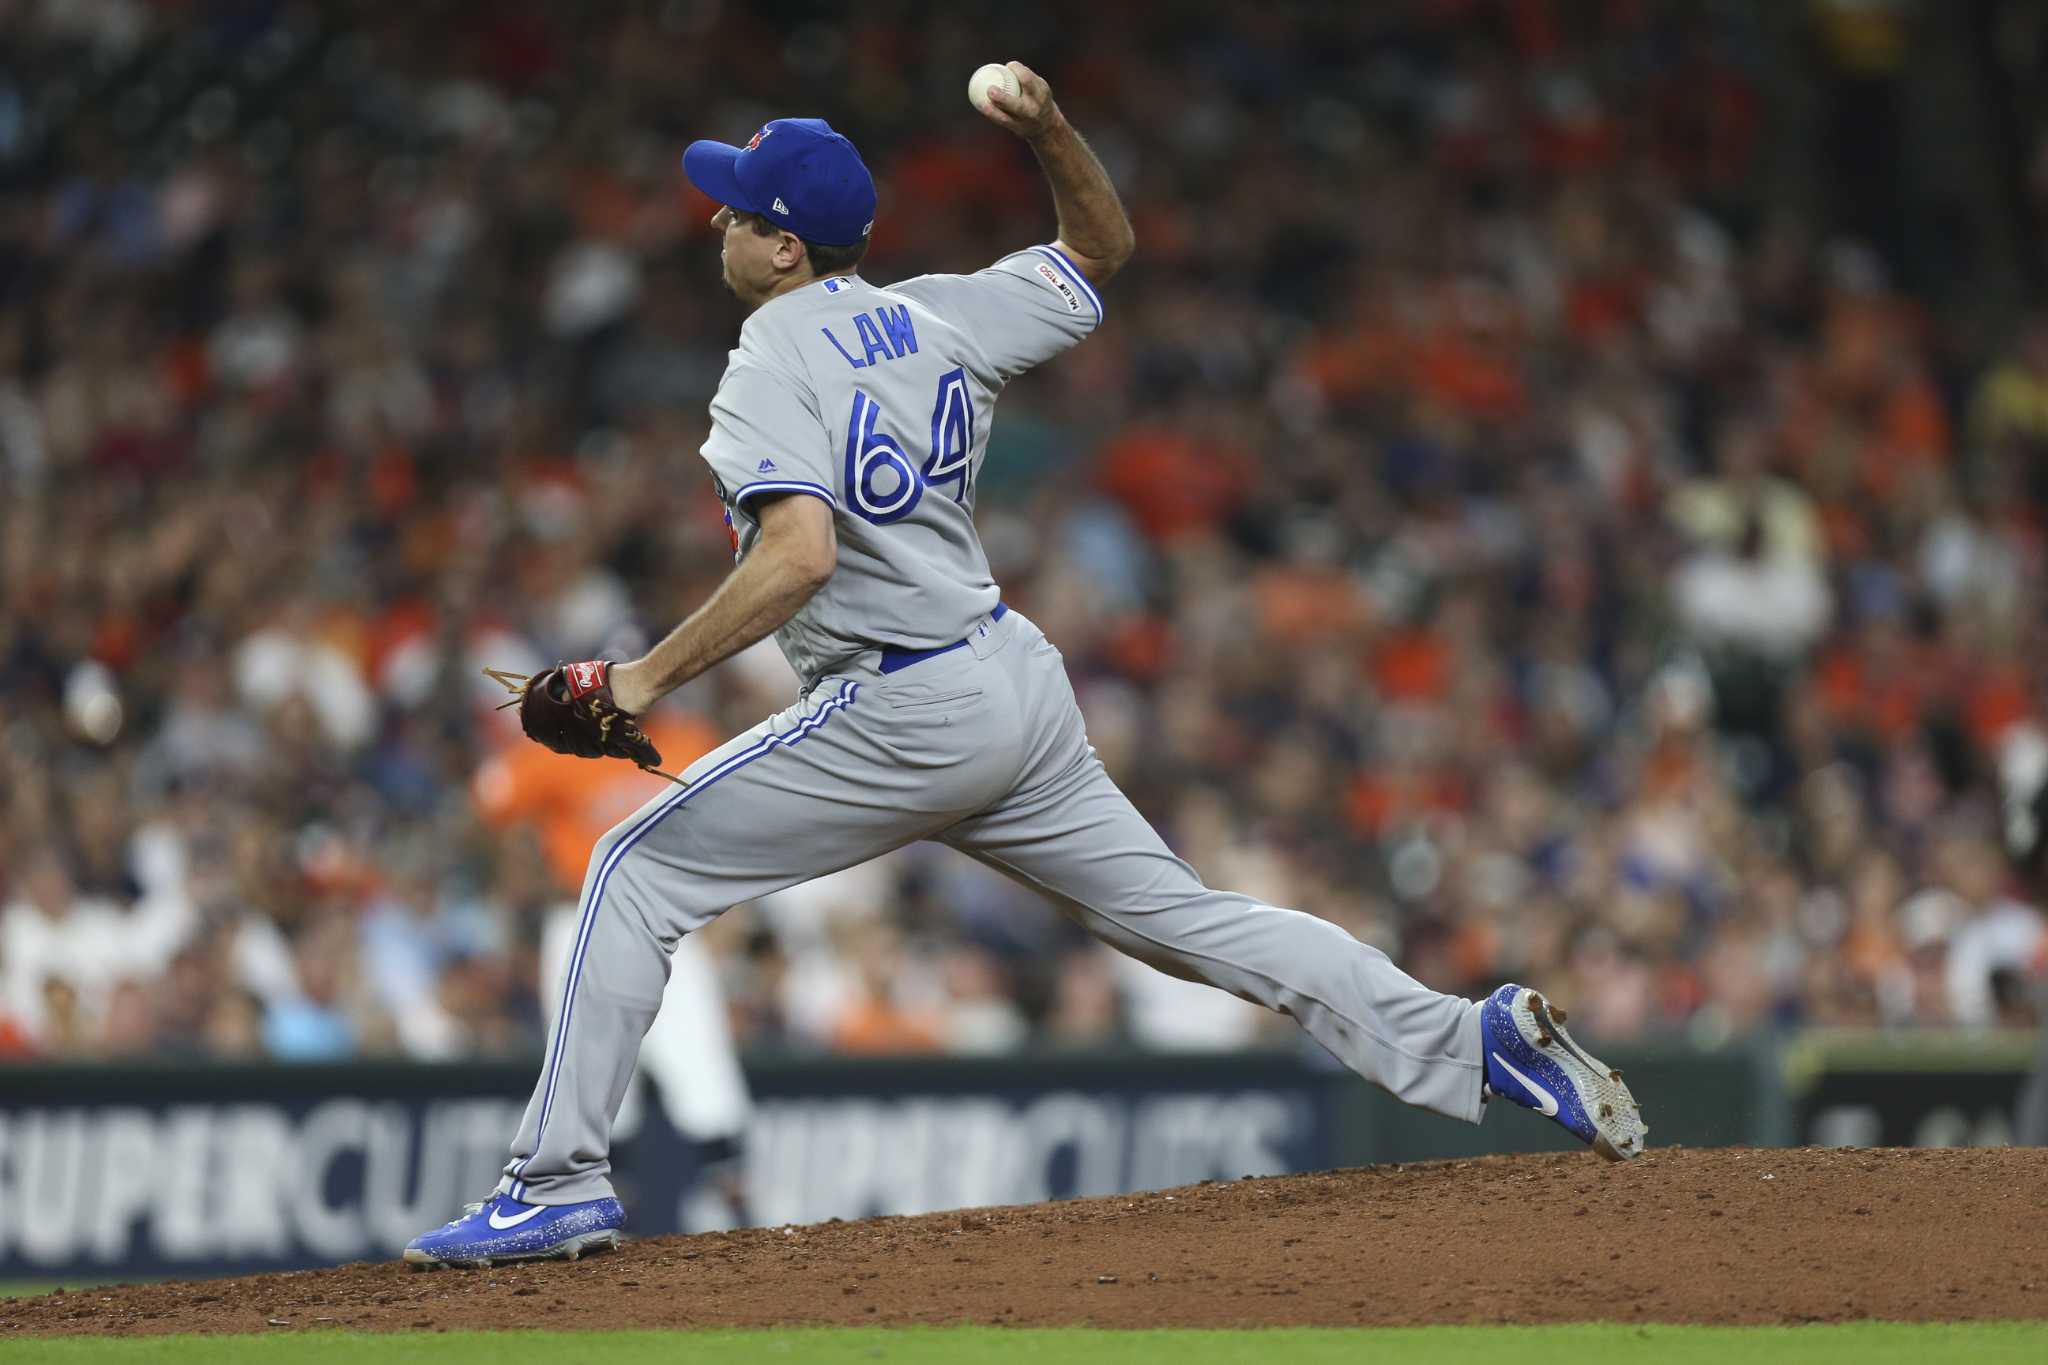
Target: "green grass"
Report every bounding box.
[0,1324,2043,1364]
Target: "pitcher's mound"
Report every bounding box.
[6,1147,2045,1336]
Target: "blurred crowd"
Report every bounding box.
[3,0,2045,1066]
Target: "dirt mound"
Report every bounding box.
[5,1146,2046,1337]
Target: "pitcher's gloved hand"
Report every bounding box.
[484,661,676,779]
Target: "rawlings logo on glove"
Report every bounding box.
[483,663,685,786]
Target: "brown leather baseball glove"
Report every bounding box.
[484,662,683,784]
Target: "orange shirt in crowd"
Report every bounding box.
[1813,645,1928,745]
[0,1014,33,1059]
[1345,766,1465,838]
[1252,566,1371,648]
[830,1001,944,1054]
[472,711,725,893]
[1094,424,1252,543]
[1371,627,1453,703]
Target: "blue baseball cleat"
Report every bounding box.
[1480,984,1647,1161]
[403,1192,624,1269]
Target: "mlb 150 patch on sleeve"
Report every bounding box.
[1034,260,1083,312]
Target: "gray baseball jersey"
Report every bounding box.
[700,247,1100,684]
[496,248,1489,1208]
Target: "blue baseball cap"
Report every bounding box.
[682,118,876,247]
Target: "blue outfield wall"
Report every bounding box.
[0,1031,2034,1280]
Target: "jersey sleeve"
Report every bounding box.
[700,356,838,514]
[894,244,1104,381]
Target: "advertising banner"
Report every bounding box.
[0,1063,532,1278]
[1784,1031,2037,1148]
[0,1050,1337,1279]
[732,1052,1332,1229]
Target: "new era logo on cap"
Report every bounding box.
[772,197,790,215]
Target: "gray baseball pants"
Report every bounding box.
[500,608,1484,1204]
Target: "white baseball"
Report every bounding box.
[968,62,1021,114]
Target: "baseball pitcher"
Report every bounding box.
[406,63,1647,1268]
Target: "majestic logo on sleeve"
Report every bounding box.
[757,457,778,472]
[1034,260,1083,312]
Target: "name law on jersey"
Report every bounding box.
[819,301,919,369]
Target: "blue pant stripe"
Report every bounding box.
[510,681,860,1198]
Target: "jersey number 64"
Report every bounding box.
[844,368,974,525]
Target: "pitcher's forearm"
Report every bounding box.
[979,62,1132,278]
[626,556,818,706]
[1029,113,1133,269]
[612,500,835,712]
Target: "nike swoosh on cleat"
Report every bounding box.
[1491,1051,1559,1117]
[487,1204,547,1230]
